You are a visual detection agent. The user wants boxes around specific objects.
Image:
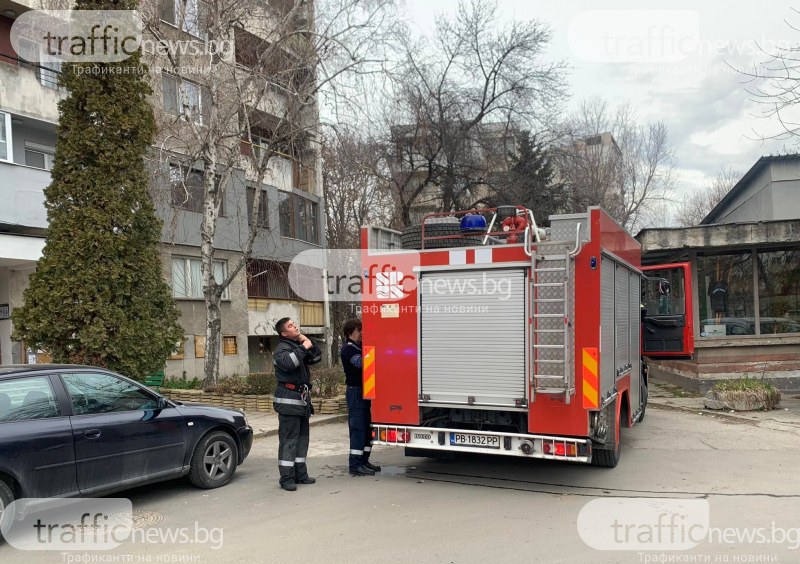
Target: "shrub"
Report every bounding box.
[314,366,344,398]
[164,375,202,390]
[247,372,277,395]
[204,375,251,394]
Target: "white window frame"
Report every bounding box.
[162,74,210,125]
[24,142,56,170]
[172,256,230,300]
[161,0,207,39]
[0,111,12,163]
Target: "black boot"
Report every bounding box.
[363,460,381,472]
[350,464,375,476]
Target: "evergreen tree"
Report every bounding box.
[12,0,183,378]
[489,131,567,226]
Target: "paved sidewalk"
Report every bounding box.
[648,378,800,431]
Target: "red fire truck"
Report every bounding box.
[359,206,693,467]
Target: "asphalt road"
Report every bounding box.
[2,406,799,563]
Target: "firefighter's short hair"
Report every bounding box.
[275,317,292,335]
[342,318,362,339]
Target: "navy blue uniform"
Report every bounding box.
[273,336,321,488]
[342,339,373,471]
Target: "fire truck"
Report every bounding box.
[359,206,693,467]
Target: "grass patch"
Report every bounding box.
[709,378,782,411]
[713,378,777,393]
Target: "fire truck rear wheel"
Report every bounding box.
[591,399,622,468]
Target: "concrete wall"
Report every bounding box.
[714,165,773,224]
[772,179,800,220]
[161,246,251,380]
[0,60,63,123]
[648,337,800,393]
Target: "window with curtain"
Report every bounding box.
[172,257,229,300]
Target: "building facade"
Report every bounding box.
[636,155,800,392]
[0,1,328,378]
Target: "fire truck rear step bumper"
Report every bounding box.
[373,425,592,463]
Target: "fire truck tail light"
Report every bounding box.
[543,442,577,457]
[381,429,411,443]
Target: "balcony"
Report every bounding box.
[248,298,324,335]
[0,59,64,123]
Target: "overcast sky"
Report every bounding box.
[402,0,800,209]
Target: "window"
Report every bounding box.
[223,336,238,355]
[698,252,755,337]
[169,164,223,215]
[24,142,55,170]
[195,335,206,357]
[246,187,269,227]
[162,74,211,125]
[172,256,230,300]
[170,338,186,360]
[757,250,800,335]
[0,376,60,422]
[160,0,207,38]
[643,268,685,316]
[0,111,11,162]
[279,191,319,244]
[62,373,157,415]
[246,259,321,301]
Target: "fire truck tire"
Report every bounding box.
[591,399,622,468]
[400,224,486,249]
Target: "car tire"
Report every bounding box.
[0,479,14,543]
[189,431,238,489]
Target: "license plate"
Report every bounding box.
[450,433,500,449]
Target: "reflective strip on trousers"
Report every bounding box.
[364,446,371,452]
[350,449,363,455]
[275,397,306,405]
[279,460,295,467]
[295,457,306,463]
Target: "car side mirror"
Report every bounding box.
[157,396,170,410]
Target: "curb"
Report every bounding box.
[648,399,756,425]
[252,414,348,439]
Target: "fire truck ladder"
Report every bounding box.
[531,242,576,403]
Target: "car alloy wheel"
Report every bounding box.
[204,439,233,480]
[189,431,238,489]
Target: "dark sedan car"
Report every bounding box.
[0,365,253,513]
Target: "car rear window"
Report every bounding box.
[0,376,61,422]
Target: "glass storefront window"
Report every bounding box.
[697,252,755,337]
[757,250,800,335]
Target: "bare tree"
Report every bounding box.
[139,0,396,383]
[676,167,741,226]
[552,100,676,232]
[381,0,567,225]
[322,128,393,360]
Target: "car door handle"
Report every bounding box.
[83,429,101,439]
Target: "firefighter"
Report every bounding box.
[341,318,381,476]
[273,317,322,491]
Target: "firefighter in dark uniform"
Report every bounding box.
[273,317,322,491]
[341,318,381,476]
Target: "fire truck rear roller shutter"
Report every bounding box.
[419,269,527,407]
